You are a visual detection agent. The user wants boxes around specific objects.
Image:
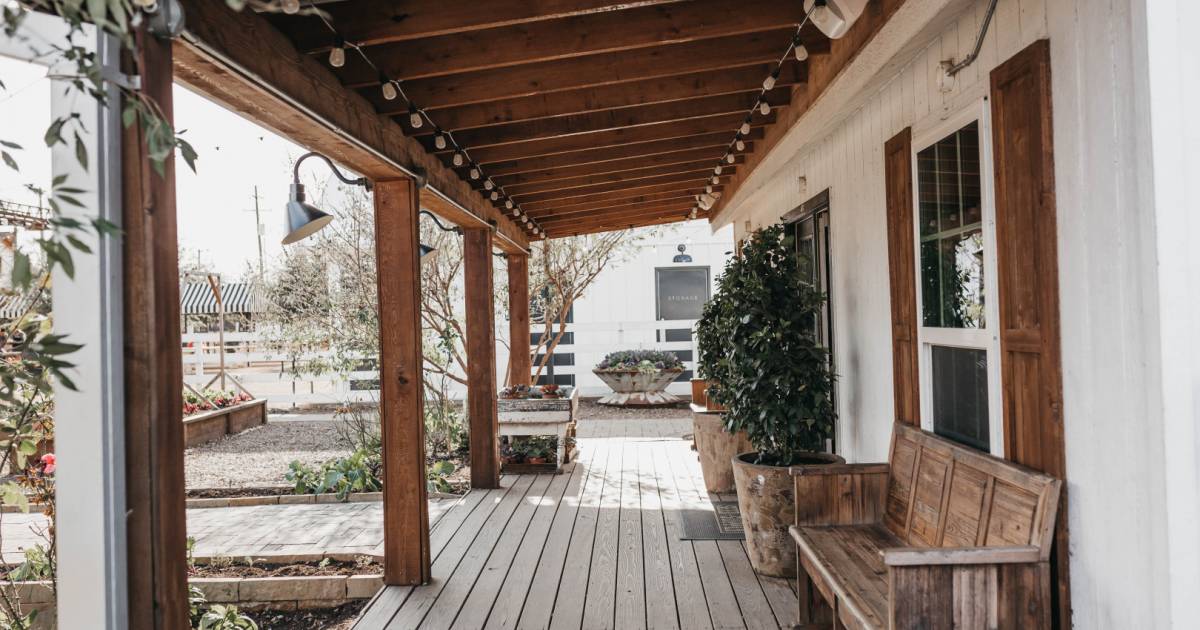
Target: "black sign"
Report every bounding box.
[655,267,710,320]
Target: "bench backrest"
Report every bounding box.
[883,423,1061,559]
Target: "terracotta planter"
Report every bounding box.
[690,378,708,405]
[692,412,751,493]
[527,457,547,465]
[593,369,683,406]
[703,387,726,411]
[732,451,843,577]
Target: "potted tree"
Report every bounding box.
[692,282,751,493]
[592,350,685,406]
[721,224,840,577]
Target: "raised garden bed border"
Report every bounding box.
[183,398,268,447]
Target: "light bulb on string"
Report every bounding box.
[433,132,447,150]
[762,70,779,91]
[740,119,752,135]
[328,37,346,68]
[725,153,735,164]
[281,0,300,14]
[505,199,514,209]
[469,167,480,180]
[793,35,809,61]
[452,152,465,167]
[381,77,398,101]
[490,191,499,200]
[711,175,720,185]
[408,104,423,129]
[705,185,713,194]
[522,216,530,224]
[511,208,520,217]
[736,138,746,151]
[759,100,771,115]
[484,179,494,190]
[714,165,723,175]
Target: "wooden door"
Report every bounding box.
[989,38,1070,626]
[884,128,920,426]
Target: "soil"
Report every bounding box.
[576,398,692,420]
[187,486,292,499]
[189,559,382,579]
[254,601,365,629]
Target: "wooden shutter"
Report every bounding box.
[990,38,1070,626]
[884,127,920,426]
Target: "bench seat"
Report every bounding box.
[789,423,1062,629]
[791,524,896,629]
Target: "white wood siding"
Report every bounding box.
[714,0,1195,626]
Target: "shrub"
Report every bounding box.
[427,460,457,493]
[189,585,257,629]
[594,349,683,372]
[285,449,382,500]
[711,225,836,466]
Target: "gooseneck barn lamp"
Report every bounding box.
[282,152,371,245]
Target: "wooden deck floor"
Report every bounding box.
[354,417,797,630]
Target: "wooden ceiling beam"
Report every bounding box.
[543,208,704,236]
[523,187,719,215]
[521,183,721,212]
[501,159,737,196]
[527,194,707,220]
[476,130,760,173]
[462,112,772,164]
[341,29,823,108]
[173,0,528,252]
[494,150,744,188]
[331,0,809,81]
[411,91,789,150]
[270,0,687,51]
[385,63,806,130]
[512,172,731,204]
[538,203,696,227]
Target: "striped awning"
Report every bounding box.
[0,293,41,320]
[180,282,265,315]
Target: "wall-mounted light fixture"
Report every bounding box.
[673,244,693,263]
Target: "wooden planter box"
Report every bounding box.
[183,399,268,448]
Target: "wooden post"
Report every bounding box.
[122,28,189,629]
[373,178,431,584]
[507,253,532,387]
[464,228,501,488]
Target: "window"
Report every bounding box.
[913,111,1002,454]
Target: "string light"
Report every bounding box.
[452,152,465,167]
[714,165,723,175]
[407,104,423,128]
[759,99,771,115]
[381,77,398,101]
[281,0,300,14]
[706,185,713,194]
[484,179,494,190]
[739,118,752,135]
[736,138,746,151]
[328,37,346,68]
[725,153,735,164]
[711,175,719,185]
[511,208,521,216]
[793,35,809,61]
[762,68,780,91]
[433,132,447,150]
[490,191,499,200]
[469,167,480,180]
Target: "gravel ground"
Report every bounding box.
[185,418,351,490]
[576,398,691,420]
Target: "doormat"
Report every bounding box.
[679,501,744,540]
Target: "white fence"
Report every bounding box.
[182,319,699,408]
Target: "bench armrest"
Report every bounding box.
[789,462,889,476]
[882,545,1042,566]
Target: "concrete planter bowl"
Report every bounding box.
[732,451,844,577]
[593,369,683,406]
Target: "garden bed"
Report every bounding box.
[183,398,268,447]
[190,558,381,579]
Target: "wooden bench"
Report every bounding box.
[789,423,1061,629]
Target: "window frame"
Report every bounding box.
[910,100,1004,456]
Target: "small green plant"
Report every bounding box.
[427,460,457,493]
[207,556,233,570]
[6,546,51,582]
[285,449,383,500]
[594,349,684,372]
[186,536,197,570]
[189,585,257,630]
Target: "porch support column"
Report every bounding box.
[122,28,189,629]
[464,228,501,488]
[507,253,532,388]
[373,179,431,584]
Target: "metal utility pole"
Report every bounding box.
[243,186,266,279]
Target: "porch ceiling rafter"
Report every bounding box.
[257,0,878,237]
[173,0,529,252]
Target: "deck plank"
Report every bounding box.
[615,433,647,629]
[578,429,625,629]
[640,437,680,630]
[652,441,713,630]
[484,464,583,630]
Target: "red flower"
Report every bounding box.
[40,453,55,475]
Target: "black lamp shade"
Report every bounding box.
[282,183,333,245]
[420,243,436,258]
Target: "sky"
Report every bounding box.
[1,54,334,278]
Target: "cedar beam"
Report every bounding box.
[463,113,773,164]
[174,0,528,253]
[492,146,748,186]
[520,183,722,212]
[395,64,806,131]
[543,211,698,237]
[526,192,711,219]
[315,0,807,79]
[475,130,762,173]
[507,254,532,388]
[122,28,188,630]
[537,204,697,229]
[343,29,813,107]
[271,0,687,51]
[464,228,501,488]
[512,172,732,205]
[374,179,432,585]
[502,159,739,197]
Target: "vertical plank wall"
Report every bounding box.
[725,0,1047,463]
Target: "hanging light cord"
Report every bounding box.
[419,209,462,234]
[945,0,998,76]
